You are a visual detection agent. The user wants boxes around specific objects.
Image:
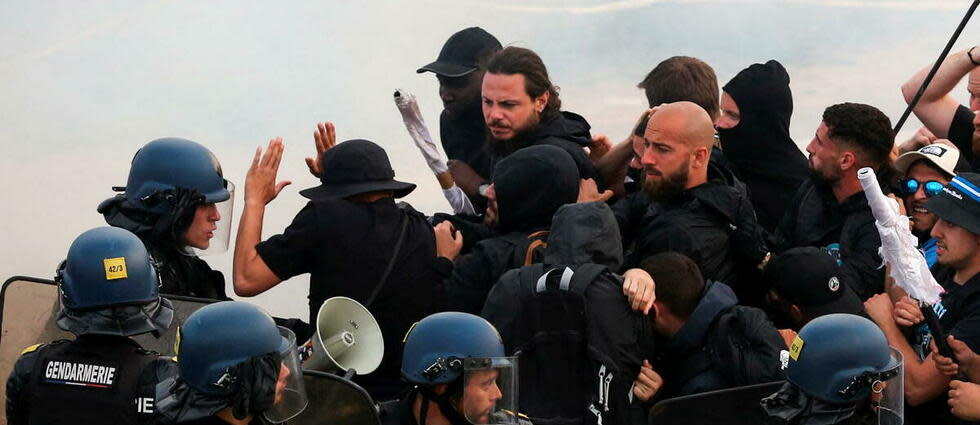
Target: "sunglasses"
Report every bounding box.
[900,178,945,197]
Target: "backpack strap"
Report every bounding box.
[364,215,410,308]
[533,264,608,295]
[523,230,551,266]
[535,267,575,293]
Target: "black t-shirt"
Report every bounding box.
[947,105,978,172]
[255,198,449,400]
[905,266,980,425]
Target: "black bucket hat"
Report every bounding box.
[925,172,980,235]
[417,27,501,77]
[299,139,416,200]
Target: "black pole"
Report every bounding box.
[894,0,980,134]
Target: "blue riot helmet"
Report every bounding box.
[778,314,903,424]
[117,138,235,254]
[55,226,174,337]
[402,312,518,425]
[157,302,307,423]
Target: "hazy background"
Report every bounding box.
[2,0,978,320]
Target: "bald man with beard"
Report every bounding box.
[612,102,770,306]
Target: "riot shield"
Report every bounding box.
[649,381,785,425]
[292,370,381,425]
[0,276,217,424]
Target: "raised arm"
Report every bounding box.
[901,45,979,139]
[233,137,291,296]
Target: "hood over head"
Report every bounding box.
[493,145,580,233]
[718,60,808,182]
[544,202,623,270]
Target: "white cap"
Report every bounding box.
[894,143,959,177]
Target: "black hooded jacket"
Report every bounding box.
[490,111,600,183]
[444,145,580,314]
[98,195,227,300]
[718,60,809,234]
[483,202,652,425]
[773,178,885,300]
[611,161,770,305]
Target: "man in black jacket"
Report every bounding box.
[636,252,785,400]
[483,201,655,425]
[612,102,769,306]
[233,131,459,401]
[444,144,580,314]
[774,102,894,300]
[449,46,603,200]
[716,60,809,234]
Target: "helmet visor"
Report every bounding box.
[876,347,903,425]
[264,326,309,423]
[192,181,235,256]
[462,357,518,425]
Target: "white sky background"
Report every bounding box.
[1,0,978,320]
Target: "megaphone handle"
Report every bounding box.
[344,368,357,380]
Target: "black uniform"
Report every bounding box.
[6,335,174,425]
[256,198,449,401]
[773,179,885,300]
[441,108,494,182]
[98,195,227,299]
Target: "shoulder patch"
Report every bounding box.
[21,343,42,355]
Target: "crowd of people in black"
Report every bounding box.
[7,25,980,425]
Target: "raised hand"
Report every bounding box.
[245,137,291,206]
[305,122,337,178]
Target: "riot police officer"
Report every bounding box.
[762,314,904,425]
[154,301,307,424]
[5,226,176,425]
[98,137,233,299]
[380,312,528,425]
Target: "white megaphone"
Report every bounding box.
[302,297,384,375]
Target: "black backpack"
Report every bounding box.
[489,263,642,425]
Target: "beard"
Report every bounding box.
[642,158,690,202]
[807,163,838,190]
[485,113,542,158]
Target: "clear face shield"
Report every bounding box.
[190,181,235,256]
[873,348,904,425]
[460,357,518,425]
[264,326,309,424]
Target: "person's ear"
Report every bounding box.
[693,146,709,169]
[839,151,856,171]
[533,91,549,113]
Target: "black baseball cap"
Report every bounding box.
[417,27,501,77]
[299,139,415,200]
[925,172,980,235]
[764,247,864,318]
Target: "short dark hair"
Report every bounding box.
[639,252,705,318]
[486,46,561,119]
[637,56,719,120]
[822,103,894,168]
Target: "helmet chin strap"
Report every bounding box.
[417,386,474,425]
